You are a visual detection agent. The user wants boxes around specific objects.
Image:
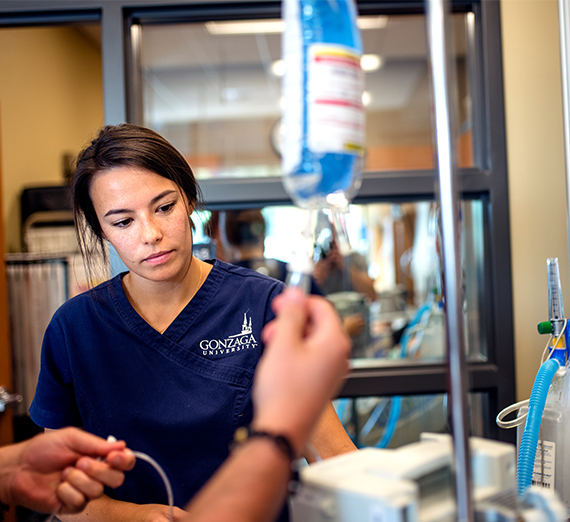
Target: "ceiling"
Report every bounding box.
[76,13,469,127]
[139,13,468,126]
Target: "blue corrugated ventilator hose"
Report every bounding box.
[517,357,560,496]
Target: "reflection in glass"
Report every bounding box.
[194,199,486,364]
[333,393,487,449]
[138,13,473,178]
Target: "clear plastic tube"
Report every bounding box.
[43,447,174,522]
[286,208,315,293]
[132,451,174,522]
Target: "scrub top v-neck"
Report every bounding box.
[30,260,284,507]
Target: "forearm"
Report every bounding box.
[183,439,291,522]
[349,267,376,302]
[58,495,160,522]
[0,442,23,506]
[305,402,356,462]
[58,496,125,522]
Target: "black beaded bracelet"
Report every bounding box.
[232,426,296,462]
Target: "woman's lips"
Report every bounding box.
[144,251,172,265]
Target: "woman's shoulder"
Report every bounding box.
[51,275,119,320]
[211,259,286,289]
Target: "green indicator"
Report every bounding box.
[537,321,553,335]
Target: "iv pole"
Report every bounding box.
[425,0,474,520]
[558,0,570,272]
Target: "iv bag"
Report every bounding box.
[281,0,365,210]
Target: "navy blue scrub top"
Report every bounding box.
[30,260,284,508]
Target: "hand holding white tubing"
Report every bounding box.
[44,436,173,522]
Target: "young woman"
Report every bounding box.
[30,124,355,522]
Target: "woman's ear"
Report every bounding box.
[185,201,196,231]
[181,191,194,215]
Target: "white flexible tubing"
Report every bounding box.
[44,441,174,522]
[496,329,564,430]
[132,451,174,522]
[496,399,530,429]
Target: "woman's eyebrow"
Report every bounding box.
[104,190,177,217]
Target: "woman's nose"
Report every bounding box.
[141,218,162,243]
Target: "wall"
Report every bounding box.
[501,0,569,401]
[0,5,556,405]
[0,26,103,252]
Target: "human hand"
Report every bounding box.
[136,503,187,522]
[312,258,330,286]
[343,313,365,338]
[1,427,135,514]
[256,288,351,454]
[326,240,344,268]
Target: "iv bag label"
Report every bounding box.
[532,440,555,489]
[307,43,365,155]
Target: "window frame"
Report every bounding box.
[126,0,514,442]
[0,0,515,443]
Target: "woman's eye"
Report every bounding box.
[158,202,175,213]
[113,218,132,228]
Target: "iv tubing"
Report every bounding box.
[132,451,174,522]
[44,449,174,522]
[517,357,560,497]
[286,208,315,294]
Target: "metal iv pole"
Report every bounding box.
[558,0,570,270]
[425,0,474,520]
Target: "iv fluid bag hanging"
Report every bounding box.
[281,0,365,209]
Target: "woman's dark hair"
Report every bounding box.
[73,123,202,283]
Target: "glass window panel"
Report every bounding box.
[193,199,487,364]
[332,392,488,449]
[138,12,473,179]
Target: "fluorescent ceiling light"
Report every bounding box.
[362,91,372,106]
[205,15,388,35]
[361,54,383,71]
[205,20,285,35]
[271,59,286,77]
[357,16,389,30]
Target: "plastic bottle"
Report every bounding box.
[281,0,365,210]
